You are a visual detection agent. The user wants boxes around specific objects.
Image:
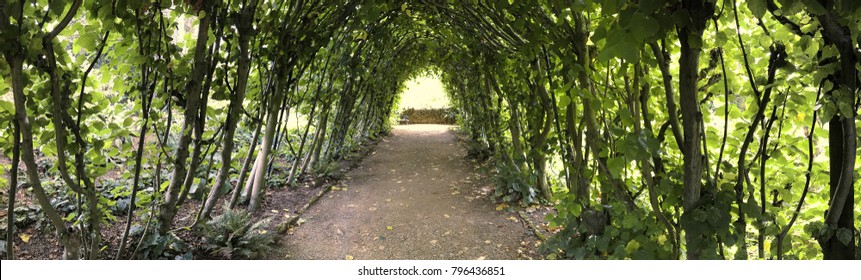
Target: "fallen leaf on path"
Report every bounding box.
[296,218,306,226]
[484,240,491,244]
[386,226,393,231]
[345,255,354,260]
[495,203,509,211]
[507,216,517,222]
[368,207,377,211]
[444,214,450,218]
[476,256,486,260]
[284,214,291,219]
[19,234,30,243]
[270,210,279,213]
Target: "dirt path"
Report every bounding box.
[276,125,536,260]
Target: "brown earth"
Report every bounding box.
[2,124,545,260]
[0,142,362,260]
[275,124,539,260]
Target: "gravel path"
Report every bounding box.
[276,125,535,260]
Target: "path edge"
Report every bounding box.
[275,134,386,233]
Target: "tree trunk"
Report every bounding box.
[117,89,152,258]
[8,54,80,259]
[249,73,289,212]
[817,11,857,260]
[304,103,330,173]
[570,14,591,204]
[179,16,226,207]
[200,15,258,212]
[677,0,714,260]
[288,98,320,184]
[227,116,263,209]
[158,6,212,234]
[6,118,20,260]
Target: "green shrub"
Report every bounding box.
[136,231,193,260]
[201,209,274,259]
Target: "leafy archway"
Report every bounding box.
[1,0,858,260]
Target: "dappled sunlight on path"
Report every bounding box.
[276,125,535,260]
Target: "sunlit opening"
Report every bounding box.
[397,74,449,111]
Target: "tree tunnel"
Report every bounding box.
[0,0,858,260]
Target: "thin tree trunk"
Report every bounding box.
[200,2,259,216]
[228,117,263,209]
[158,5,212,234]
[306,103,331,171]
[6,120,20,260]
[288,97,320,184]
[267,93,293,177]
[178,14,225,207]
[249,71,289,212]
[677,0,713,260]
[8,54,80,259]
[816,10,858,260]
[505,94,525,163]
[117,88,153,258]
[648,41,685,151]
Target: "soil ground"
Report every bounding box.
[275,125,539,260]
[2,124,545,260]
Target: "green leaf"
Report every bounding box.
[607,157,626,179]
[79,32,98,51]
[628,12,660,42]
[557,95,571,108]
[597,30,640,62]
[638,0,665,13]
[622,214,637,228]
[836,228,853,246]
[800,0,827,15]
[625,239,640,254]
[692,208,708,222]
[567,203,581,216]
[741,201,762,219]
[747,0,767,19]
[602,0,625,15]
[0,100,13,114]
[98,4,112,20]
